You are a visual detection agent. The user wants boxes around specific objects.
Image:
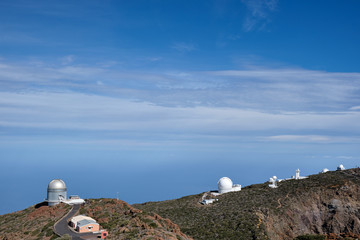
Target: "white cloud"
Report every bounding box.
[147,57,162,62]
[0,91,359,137]
[172,42,196,52]
[1,59,360,112]
[241,0,278,32]
[336,156,353,160]
[263,135,331,143]
[0,61,359,113]
[262,135,360,143]
[350,106,360,110]
[60,55,75,65]
[0,59,359,146]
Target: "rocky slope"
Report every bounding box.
[0,199,192,240]
[135,168,360,240]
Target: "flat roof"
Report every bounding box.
[77,219,99,227]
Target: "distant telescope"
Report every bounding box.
[217,177,241,194]
[337,164,345,171]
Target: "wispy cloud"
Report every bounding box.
[172,42,196,52]
[336,156,353,160]
[0,59,359,145]
[1,91,360,137]
[1,61,359,112]
[241,0,278,32]
[263,135,334,143]
[350,106,360,110]
[60,55,75,65]
[0,31,42,44]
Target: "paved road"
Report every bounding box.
[54,204,99,240]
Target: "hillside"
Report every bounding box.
[0,202,71,240]
[0,199,192,240]
[80,198,192,240]
[135,168,360,240]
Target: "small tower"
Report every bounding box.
[295,169,300,179]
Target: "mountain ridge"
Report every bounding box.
[2,168,360,240]
[135,168,360,240]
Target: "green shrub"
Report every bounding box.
[149,222,158,228]
[294,234,326,240]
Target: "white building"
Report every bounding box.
[200,199,218,205]
[294,169,307,180]
[268,176,278,188]
[337,164,345,171]
[320,168,329,173]
[217,177,241,194]
[70,215,96,228]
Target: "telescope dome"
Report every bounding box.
[218,177,233,193]
[48,179,66,190]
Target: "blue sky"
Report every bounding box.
[0,0,360,214]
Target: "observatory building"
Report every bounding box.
[46,179,85,206]
[269,176,278,188]
[47,179,67,206]
[217,177,241,194]
[321,168,329,173]
[337,164,345,171]
[293,169,307,180]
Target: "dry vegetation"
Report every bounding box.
[80,198,192,240]
[135,168,360,240]
[0,198,192,240]
[0,202,71,240]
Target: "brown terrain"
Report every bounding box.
[0,202,71,240]
[0,198,192,240]
[80,198,192,240]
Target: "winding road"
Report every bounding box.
[54,204,100,240]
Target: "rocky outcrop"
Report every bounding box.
[261,171,360,239]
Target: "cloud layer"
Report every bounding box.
[0,59,359,145]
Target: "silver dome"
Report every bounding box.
[48,179,66,190]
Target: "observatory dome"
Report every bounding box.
[218,177,233,193]
[322,168,329,173]
[48,179,66,190]
[47,179,67,206]
[337,164,345,171]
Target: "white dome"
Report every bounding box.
[218,177,233,191]
[337,164,345,170]
[322,168,329,173]
[48,179,66,190]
